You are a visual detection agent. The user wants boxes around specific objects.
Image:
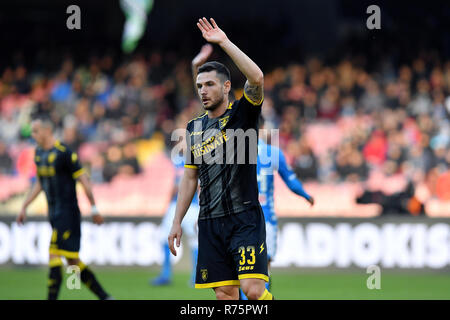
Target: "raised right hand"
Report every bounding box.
[197,18,228,45]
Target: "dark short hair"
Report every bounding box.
[197,61,231,83]
[32,114,54,131]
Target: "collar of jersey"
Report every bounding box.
[54,140,61,148]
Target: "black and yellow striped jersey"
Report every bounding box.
[185,94,263,220]
[34,140,84,222]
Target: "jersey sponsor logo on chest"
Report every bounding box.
[191,130,229,158]
[218,115,229,129]
[37,166,56,177]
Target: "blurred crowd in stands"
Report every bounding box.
[0,48,450,214]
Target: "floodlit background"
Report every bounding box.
[0,0,449,299]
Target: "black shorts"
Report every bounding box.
[195,206,269,289]
[49,214,81,259]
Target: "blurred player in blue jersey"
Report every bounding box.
[151,145,200,286]
[240,117,314,299]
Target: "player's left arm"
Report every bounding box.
[77,173,104,224]
[192,44,213,86]
[277,148,314,206]
[197,17,264,105]
[67,150,104,224]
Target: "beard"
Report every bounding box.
[203,95,224,111]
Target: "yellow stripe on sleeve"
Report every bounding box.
[243,90,264,106]
[72,168,85,179]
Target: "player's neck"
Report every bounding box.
[207,98,229,119]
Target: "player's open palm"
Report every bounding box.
[197,18,228,45]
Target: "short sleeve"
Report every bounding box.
[236,94,263,123]
[243,90,264,107]
[67,150,85,179]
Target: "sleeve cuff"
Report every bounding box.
[72,168,85,179]
[243,90,264,106]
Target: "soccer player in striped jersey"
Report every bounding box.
[169,17,273,300]
[17,116,112,300]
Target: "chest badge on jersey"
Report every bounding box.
[48,152,57,164]
[219,115,229,129]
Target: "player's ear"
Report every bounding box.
[223,80,231,94]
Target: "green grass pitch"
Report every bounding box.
[0,267,449,300]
